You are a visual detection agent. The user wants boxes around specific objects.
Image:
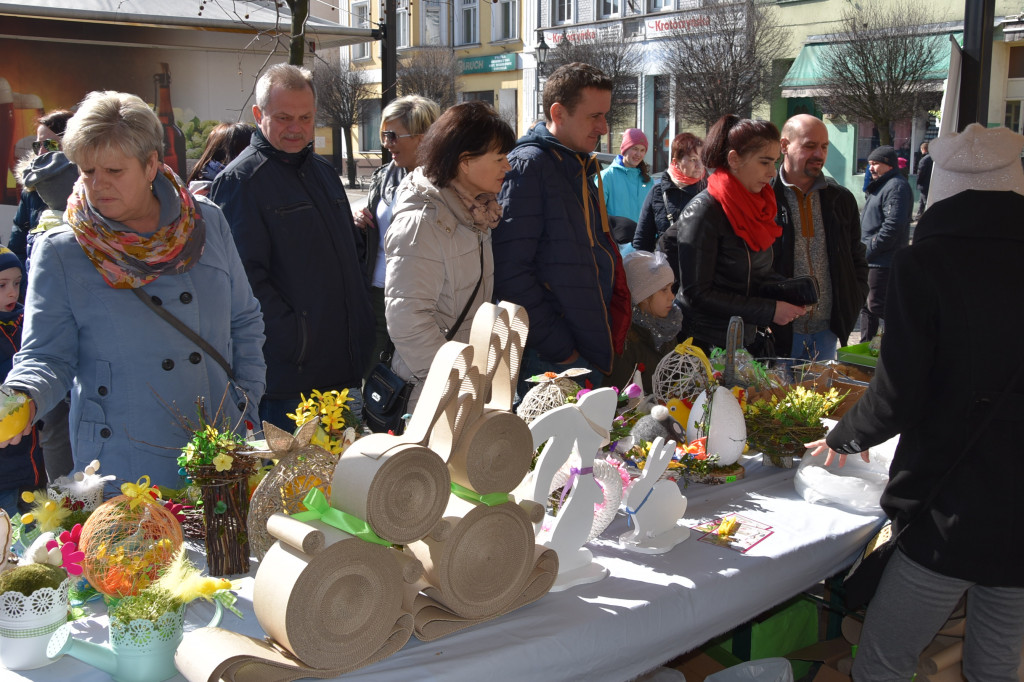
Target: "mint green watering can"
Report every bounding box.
[46,600,222,682]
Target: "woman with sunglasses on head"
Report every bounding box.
[385,101,514,410]
[9,110,74,263]
[353,95,440,378]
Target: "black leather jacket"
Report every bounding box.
[676,190,779,348]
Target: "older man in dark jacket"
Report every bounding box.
[771,115,867,360]
[859,145,912,342]
[495,63,631,396]
[211,64,373,430]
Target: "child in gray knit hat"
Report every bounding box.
[608,250,682,394]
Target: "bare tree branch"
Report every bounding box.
[397,47,463,110]
[659,0,790,130]
[817,0,944,146]
[313,57,373,188]
[543,28,643,151]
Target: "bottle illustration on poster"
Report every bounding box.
[154,63,187,180]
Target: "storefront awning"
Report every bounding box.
[780,32,963,98]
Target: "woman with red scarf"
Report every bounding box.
[676,115,805,354]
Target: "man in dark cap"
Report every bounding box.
[859,145,912,342]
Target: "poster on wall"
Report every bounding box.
[0,38,254,206]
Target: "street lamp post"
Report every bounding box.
[536,30,550,119]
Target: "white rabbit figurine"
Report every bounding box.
[619,436,690,553]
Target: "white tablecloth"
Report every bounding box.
[13,454,884,682]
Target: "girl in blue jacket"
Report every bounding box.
[599,129,654,225]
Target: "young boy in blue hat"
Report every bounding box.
[0,246,42,517]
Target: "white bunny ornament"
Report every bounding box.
[618,436,690,553]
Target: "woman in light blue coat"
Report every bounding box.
[0,91,265,487]
[599,128,654,225]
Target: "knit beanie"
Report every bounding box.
[620,128,649,154]
[622,250,673,306]
[926,123,1024,207]
[22,151,78,211]
[867,145,898,169]
[0,246,24,278]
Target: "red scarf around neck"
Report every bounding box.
[706,169,780,252]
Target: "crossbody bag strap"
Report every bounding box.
[131,287,236,381]
[443,240,485,342]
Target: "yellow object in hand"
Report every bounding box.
[717,516,739,538]
[0,388,30,442]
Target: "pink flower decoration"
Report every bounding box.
[164,501,187,523]
[59,524,83,547]
[623,383,643,399]
[60,542,85,576]
[576,388,592,399]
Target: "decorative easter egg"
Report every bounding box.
[685,386,746,466]
[0,390,30,442]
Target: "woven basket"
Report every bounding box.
[189,453,259,577]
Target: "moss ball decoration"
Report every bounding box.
[78,495,183,598]
[0,563,67,597]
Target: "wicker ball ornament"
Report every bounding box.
[516,368,589,424]
[78,495,183,598]
[653,339,714,404]
[248,419,340,560]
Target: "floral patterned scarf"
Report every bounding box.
[450,178,503,232]
[65,165,206,289]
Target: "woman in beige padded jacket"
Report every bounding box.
[384,102,515,409]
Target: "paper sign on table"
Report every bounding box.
[694,514,773,553]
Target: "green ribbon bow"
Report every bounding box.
[450,482,511,507]
[291,488,392,547]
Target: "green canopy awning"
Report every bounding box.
[781,32,963,98]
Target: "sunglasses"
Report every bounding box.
[380,130,416,145]
[32,139,61,155]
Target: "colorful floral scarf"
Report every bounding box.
[65,165,206,289]
[706,168,780,252]
[450,178,503,232]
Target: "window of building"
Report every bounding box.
[351,1,370,60]
[492,0,518,41]
[457,0,479,45]
[553,0,573,25]
[359,100,381,152]
[1010,46,1024,79]
[648,0,671,11]
[463,90,495,107]
[1006,100,1022,134]
[421,0,447,45]
[600,0,620,18]
[397,1,410,48]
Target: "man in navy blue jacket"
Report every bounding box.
[495,63,631,397]
[211,64,373,430]
[860,145,912,343]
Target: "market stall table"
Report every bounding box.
[11,453,884,682]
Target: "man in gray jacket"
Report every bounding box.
[860,145,912,342]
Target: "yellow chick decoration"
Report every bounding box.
[21,490,71,533]
[154,547,235,604]
[665,398,692,433]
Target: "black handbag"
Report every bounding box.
[760,276,819,306]
[362,244,484,434]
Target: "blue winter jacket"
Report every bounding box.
[6,179,266,487]
[495,123,630,374]
[599,156,654,223]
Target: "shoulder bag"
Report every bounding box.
[363,244,484,435]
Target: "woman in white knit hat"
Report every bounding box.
[807,123,1024,681]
